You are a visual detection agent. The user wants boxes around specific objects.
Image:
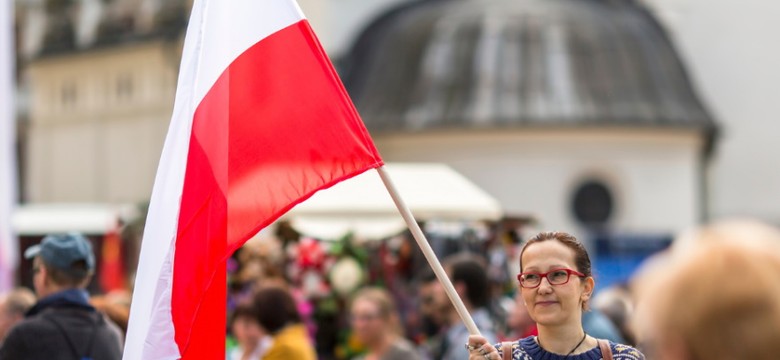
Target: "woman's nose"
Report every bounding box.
[537,276,554,293]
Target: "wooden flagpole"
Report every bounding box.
[376,166,481,336]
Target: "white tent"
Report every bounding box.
[12,203,139,235]
[285,163,502,240]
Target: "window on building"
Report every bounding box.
[571,179,614,227]
[60,81,77,109]
[116,73,134,102]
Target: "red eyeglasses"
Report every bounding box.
[517,268,586,288]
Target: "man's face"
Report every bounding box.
[349,298,385,346]
[419,280,450,326]
[31,257,46,297]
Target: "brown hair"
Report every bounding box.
[519,231,592,277]
[230,301,259,327]
[252,286,301,334]
[42,259,93,288]
[351,287,403,336]
[444,253,490,308]
[1,288,35,316]
[644,226,780,360]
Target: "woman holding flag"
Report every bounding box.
[465,232,644,360]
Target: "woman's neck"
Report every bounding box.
[367,333,397,358]
[239,338,260,360]
[241,339,258,353]
[536,324,589,355]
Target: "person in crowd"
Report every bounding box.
[419,253,498,360]
[504,292,536,341]
[228,302,272,360]
[0,288,35,345]
[581,307,625,344]
[253,285,315,360]
[90,290,131,338]
[634,220,780,360]
[593,283,636,346]
[350,287,422,360]
[466,231,643,360]
[0,233,123,359]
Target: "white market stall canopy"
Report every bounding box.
[285,163,502,240]
[12,203,140,235]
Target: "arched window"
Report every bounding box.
[571,179,614,227]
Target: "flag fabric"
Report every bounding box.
[0,0,18,292]
[123,1,383,359]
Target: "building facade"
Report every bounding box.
[14,0,780,231]
[25,40,178,203]
[18,0,186,203]
[340,0,715,240]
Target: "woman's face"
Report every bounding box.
[520,240,593,327]
[350,298,386,346]
[231,315,264,349]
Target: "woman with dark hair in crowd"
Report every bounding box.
[252,286,315,360]
[466,232,644,360]
[228,302,271,360]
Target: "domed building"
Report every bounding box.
[341,0,717,245]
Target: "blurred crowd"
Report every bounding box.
[1,219,780,359]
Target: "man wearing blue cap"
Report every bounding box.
[0,233,123,360]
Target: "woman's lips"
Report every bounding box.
[536,301,558,307]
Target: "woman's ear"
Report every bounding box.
[39,265,48,283]
[581,276,595,301]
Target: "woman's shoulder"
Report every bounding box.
[264,326,316,360]
[609,341,645,360]
[263,343,316,360]
[494,337,645,360]
[385,338,423,360]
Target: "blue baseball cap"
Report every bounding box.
[24,233,96,275]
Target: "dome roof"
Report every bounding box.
[342,0,716,135]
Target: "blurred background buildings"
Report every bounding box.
[8,0,780,283]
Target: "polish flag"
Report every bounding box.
[123,1,383,359]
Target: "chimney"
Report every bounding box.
[75,0,104,48]
[137,0,162,34]
[19,0,47,58]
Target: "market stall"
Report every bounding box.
[285,163,503,240]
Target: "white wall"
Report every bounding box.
[376,129,703,236]
[25,41,176,203]
[644,0,780,223]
